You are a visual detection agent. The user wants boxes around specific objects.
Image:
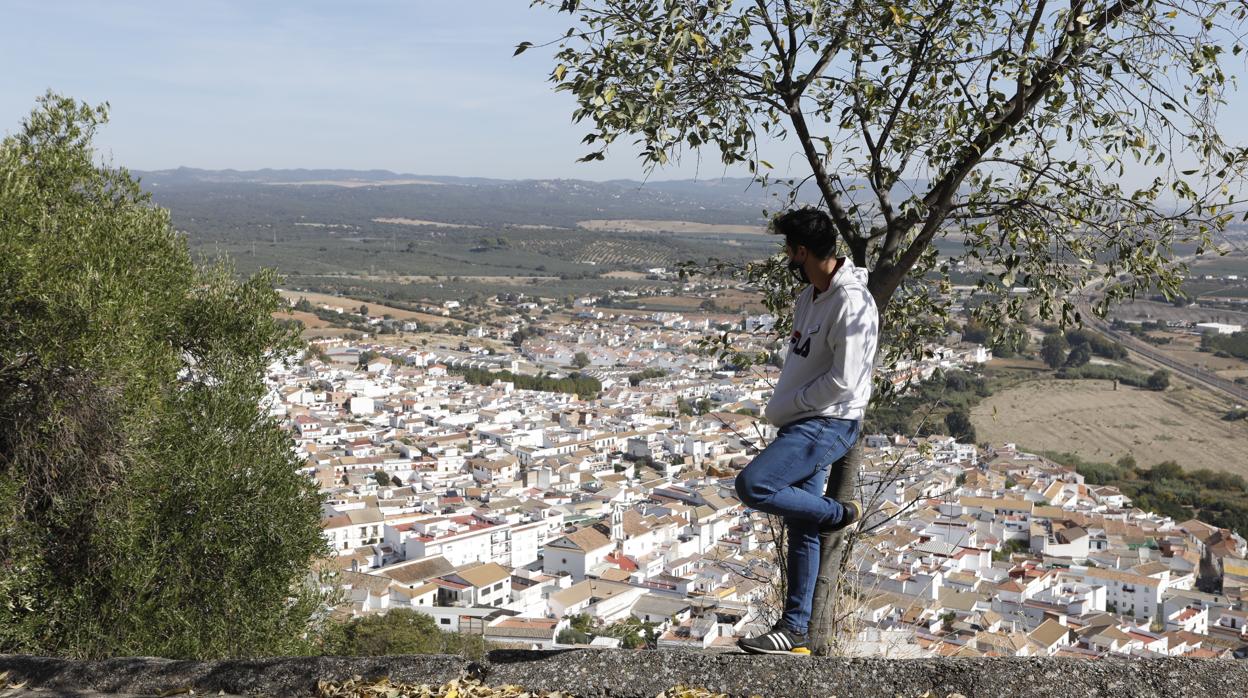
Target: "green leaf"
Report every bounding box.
[513,41,533,56]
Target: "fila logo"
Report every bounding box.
[791,324,817,358]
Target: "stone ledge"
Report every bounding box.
[2,650,1247,698]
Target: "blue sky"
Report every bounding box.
[1,0,737,180]
[3,1,1246,186]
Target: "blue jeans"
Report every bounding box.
[734,415,860,635]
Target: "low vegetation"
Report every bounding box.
[867,369,992,442]
[451,366,602,400]
[555,613,657,649]
[627,368,667,386]
[319,609,491,660]
[1201,330,1248,360]
[1055,364,1170,391]
[1043,452,1248,538]
[1040,327,1129,369]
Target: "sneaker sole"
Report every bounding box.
[738,644,812,656]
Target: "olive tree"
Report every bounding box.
[526,0,1248,653]
[0,93,329,658]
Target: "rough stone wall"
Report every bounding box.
[2,650,1247,697]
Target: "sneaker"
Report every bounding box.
[736,625,811,655]
[821,500,862,534]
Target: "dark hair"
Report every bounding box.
[771,207,837,259]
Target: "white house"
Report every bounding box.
[1027,618,1074,655]
[1165,604,1209,634]
[339,570,393,614]
[397,515,516,567]
[483,617,560,649]
[547,578,642,624]
[1075,566,1170,621]
[1195,322,1242,335]
[470,455,520,484]
[323,506,385,554]
[434,562,513,608]
[543,526,613,581]
[1034,525,1090,560]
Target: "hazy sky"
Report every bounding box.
[4,1,1247,185]
[2,0,741,180]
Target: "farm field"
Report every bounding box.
[1109,299,1248,326]
[374,217,482,228]
[287,272,666,306]
[266,178,447,187]
[277,289,453,325]
[1140,331,1248,380]
[271,309,359,339]
[280,310,333,328]
[971,377,1248,476]
[270,307,359,339]
[349,273,560,285]
[1190,250,1248,276]
[196,229,771,286]
[984,356,1049,372]
[578,219,766,235]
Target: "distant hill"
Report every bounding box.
[134,167,821,227]
[136,166,503,187]
[132,168,944,293]
[131,168,799,287]
[135,167,939,232]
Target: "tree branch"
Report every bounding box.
[754,0,793,82]
[876,0,954,157]
[852,55,896,234]
[872,0,1137,305]
[785,94,860,254]
[1014,0,1048,121]
[793,28,849,94]
[783,0,800,75]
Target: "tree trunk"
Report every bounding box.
[808,438,863,655]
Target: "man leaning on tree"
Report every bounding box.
[734,207,879,655]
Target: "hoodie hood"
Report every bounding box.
[815,257,869,302]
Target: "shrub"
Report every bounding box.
[0,94,327,659]
[321,609,490,659]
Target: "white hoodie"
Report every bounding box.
[763,258,879,427]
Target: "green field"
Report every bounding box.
[1191,250,1248,276]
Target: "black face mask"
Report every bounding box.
[788,258,810,285]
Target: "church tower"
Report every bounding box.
[611,501,625,548]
